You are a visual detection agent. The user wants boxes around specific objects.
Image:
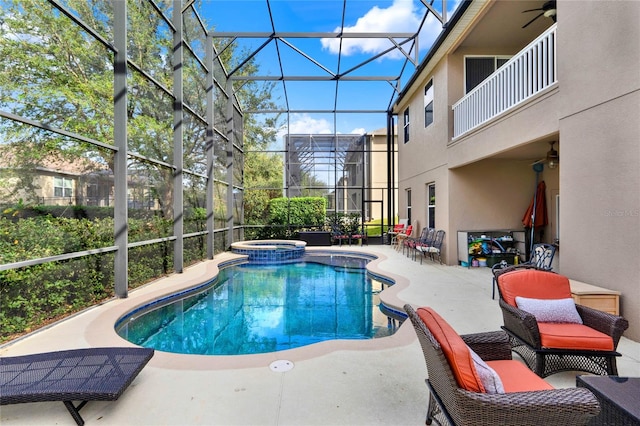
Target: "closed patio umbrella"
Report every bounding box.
[522,179,548,254]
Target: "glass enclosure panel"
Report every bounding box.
[128,68,174,163]
[214,182,228,229]
[184,174,207,234]
[127,0,173,89]
[213,85,228,134]
[184,234,206,267]
[0,1,115,145]
[128,242,174,289]
[233,188,243,225]
[183,9,207,61]
[0,128,115,262]
[233,107,243,149]
[57,0,115,44]
[214,132,228,181]
[183,51,207,118]
[212,49,228,84]
[214,229,228,253]
[127,161,173,241]
[233,146,243,188]
[183,111,207,175]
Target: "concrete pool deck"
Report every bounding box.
[2,245,639,425]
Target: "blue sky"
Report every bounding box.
[199,0,460,137]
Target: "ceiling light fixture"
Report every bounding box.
[546,141,559,169]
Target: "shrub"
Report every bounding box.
[268,197,326,229]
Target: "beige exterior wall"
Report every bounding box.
[397,57,450,245]
[369,130,398,221]
[556,0,640,340]
[394,0,639,339]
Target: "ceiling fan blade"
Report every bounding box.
[522,12,544,28]
[530,158,546,166]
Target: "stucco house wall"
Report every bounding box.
[557,0,640,339]
[393,0,639,339]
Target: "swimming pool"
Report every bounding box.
[115,253,398,355]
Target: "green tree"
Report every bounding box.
[0,0,282,221]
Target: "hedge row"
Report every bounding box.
[0,207,209,342]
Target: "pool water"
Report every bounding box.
[116,257,396,355]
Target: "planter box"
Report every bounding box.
[298,231,331,246]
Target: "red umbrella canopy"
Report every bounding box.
[522,180,548,228]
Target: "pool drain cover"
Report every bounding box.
[269,360,294,372]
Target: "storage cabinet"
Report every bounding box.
[570,280,620,316]
[457,230,526,267]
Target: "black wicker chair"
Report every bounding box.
[405,227,434,260]
[525,242,556,269]
[1,347,154,426]
[496,268,629,378]
[404,305,600,425]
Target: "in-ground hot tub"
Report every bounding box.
[230,239,306,262]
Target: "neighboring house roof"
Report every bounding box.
[0,146,109,177]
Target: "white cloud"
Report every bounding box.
[321,0,459,60]
[321,0,420,57]
[350,128,366,135]
[284,114,335,135]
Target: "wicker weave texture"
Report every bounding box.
[1,347,154,405]
[404,304,600,426]
[496,269,629,378]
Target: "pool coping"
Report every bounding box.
[84,247,416,370]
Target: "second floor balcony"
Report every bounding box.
[453,24,557,139]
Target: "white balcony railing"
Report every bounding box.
[453,24,557,139]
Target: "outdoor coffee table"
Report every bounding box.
[576,375,640,425]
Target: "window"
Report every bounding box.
[427,183,435,228]
[54,177,73,198]
[424,80,434,127]
[403,107,410,143]
[465,56,510,93]
[406,188,412,225]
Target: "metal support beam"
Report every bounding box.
[205,34,215,259]
[113,0,128,297]
[211,31,415,38]
[226,79,235,249]
[173,0,184,272]
[230,75,398,81]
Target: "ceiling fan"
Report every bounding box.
[530,141,559,169]
[522,0,557,28]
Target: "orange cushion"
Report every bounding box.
[416,307,484,392]
[487,360,554,392]
[498,269,572,306]
[538,323,614,351]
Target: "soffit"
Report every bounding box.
[458,0,555,50]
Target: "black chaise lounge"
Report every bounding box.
[1,347,154,425]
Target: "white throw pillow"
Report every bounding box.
[468,347,505,394]
[515,296,583,324]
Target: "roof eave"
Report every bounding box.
[391,0,474,113]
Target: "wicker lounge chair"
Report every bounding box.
[496,268,629,378]
[404,304,600,425]
[1,347,154,426]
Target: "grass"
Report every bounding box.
[363,217,397,237]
